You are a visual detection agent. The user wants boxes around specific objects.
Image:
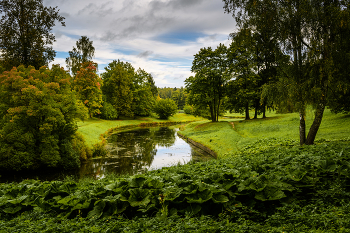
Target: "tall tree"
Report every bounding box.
[66,36,95,76]
[186,44,230,122]
[223,0,350,145]
[0,65,80,171]
[0,0,65,70]
[132,68,156,116]
[102,60,134,119]
[226,29,260,120]
[74,62,103,118]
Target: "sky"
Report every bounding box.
[43,0,237,88]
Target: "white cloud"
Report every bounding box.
[45,0,236,87]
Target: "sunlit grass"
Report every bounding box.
[179,108,350,158]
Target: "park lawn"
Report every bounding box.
[77,113,205,147]
[179,108,350,158]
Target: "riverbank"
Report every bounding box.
[77,113,205,147]
[178,108,350,158]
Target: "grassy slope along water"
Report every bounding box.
[77,113,205,147]
[178,109,350,157]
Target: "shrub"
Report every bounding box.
[92,142,108,157]
[183,105,194,115]
[153,98,178,119]
[100,101,118,120]
[71,132,92,161]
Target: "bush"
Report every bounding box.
[183,105,194,115]
[92,142,108,157]
[100,101,118,120]
[153,98,178,119]
[71,133,92,161]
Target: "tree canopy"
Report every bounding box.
[186,44,230,122]
[66,36,95,76]
[0,65,80,171]
[0,0,65,70]
[223,0,350,145]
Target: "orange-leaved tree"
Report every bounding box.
[74,62,103,118]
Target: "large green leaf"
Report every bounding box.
[128,188,151,207]
[288,167,307,181]
[186,189,213,204]
[164,187,183,201]
[183,184,198,194]
[255,186,286,201]
[129,176,146,188]
[146,177,164,189]
[7,195,28,205]
[212,194,229,203]
[3,206,22,214]
[185,204,201,215]
[87,200,106,219]
[249,175,268,192]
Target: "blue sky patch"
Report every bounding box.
[153,31,207,44]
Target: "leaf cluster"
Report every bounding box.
[1,141,349,226]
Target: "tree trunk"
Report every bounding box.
[245,102,250,120]
[306,103,325,145]
[299,111,306,145]
[210,104,215,122]
[254,99,259,119]
[262,101,266,118]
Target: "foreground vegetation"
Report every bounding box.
[1,141,350,232]
[1,110,349,232]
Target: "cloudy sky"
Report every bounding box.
[43,0,237,88]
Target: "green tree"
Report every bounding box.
[226,29,260,120]
[74,62,103,118]
[223,0,350,145]
[186,44,230,122]
[132,68,156,116]
[66,36,95,76]
[154,98,178,119]
[0,65,80,171]
[0,0,65,70]
[102,60,134,119]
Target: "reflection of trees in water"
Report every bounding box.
[80,127,179,178]
[153,127,176,147]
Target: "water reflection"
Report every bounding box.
[81,127,212,179]
[0,127,213,182]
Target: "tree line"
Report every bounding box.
[0,0,178,172]
[185,0,350,146]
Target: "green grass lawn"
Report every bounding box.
[178,108,350,158]
[77,113,205,147]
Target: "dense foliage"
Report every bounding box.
[157,87,187,110]
[1,141,350,232]
[153,98,178,119]
[66,36,95,76]
[186,44,229,122]
[74,62,103,118]
[222,0,350,145]
[0,0,65,70]
[101,60,157,119]
[0,65,81,171]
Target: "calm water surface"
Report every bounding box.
[1,126,213,182]
[81,126,213,179]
